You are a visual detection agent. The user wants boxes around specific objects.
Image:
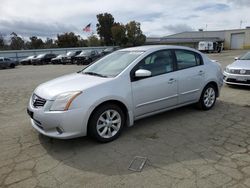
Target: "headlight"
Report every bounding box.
[50,91,82,111]
[225,67,230,73]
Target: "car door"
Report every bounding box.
[131,50,178,117]
[174,49,205,104]
[0,58,4,68]
[4,58,11,67]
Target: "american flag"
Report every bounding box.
[83,23,91,32]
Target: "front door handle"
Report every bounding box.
[198,70,204,76]
[168,78,176,84]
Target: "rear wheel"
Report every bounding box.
[88,104,125,142]
[198,84,217,110]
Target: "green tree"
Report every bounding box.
[10,32,25,50]
[55,32,79,48]
[44,38,57,48]
[0,34,5,50]
[27,36,44,49]
[77,35,88,47]
[96,13,114,45]
[87,34,101,46]
[126,21,146,46]
[111,23,127,46]
[77,39,88,47]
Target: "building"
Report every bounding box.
[146,28,250,50]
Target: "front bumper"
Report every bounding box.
[27,97,88,139]
[75,57,89,64]
[51,59,61,64]
[32,60,42,65]
[223,71,250,86]
[61,58,72,63]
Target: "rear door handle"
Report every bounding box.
[168,78,176,84]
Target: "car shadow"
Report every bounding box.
[39,100,250,176]
[225,84,250,90]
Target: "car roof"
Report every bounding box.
[119,45,201,54]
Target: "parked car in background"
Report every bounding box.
[61,51,82,64]
[27,45,223,142]
[0,57,19,69]
[74,50,100,65]
[51,54,65,64]
[32,53,57,65]
[101,47,119,56]
[224,51,250,86]
[20,55,36,65]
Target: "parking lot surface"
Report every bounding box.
[0,50,250,188]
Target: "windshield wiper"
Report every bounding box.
[83,71,107,78]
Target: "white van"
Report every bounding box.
[198,41,223,53]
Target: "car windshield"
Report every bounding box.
[37,54,45,58]
[57,54,63,58]
[81,51,143,77]
[239,52,250,60]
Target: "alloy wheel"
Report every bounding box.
[203,87,215,108]
[96,109,121,139]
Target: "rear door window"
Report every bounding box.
[175,50,202,70]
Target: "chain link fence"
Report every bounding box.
[0,47,108,61]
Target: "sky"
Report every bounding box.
[0,0,249,40]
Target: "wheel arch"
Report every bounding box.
[203,81,219,97]
[87,99,130,135]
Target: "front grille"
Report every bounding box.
[229,69,250,75]
[226,78,250,84]
[32,94,46,108]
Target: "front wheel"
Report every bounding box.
[88,104,125,142]
[198,84,217,110]
[10,64,15,68]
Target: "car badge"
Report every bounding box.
[240,69,246,74]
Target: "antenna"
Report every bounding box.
[240,20,243,29]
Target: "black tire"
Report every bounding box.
[10,64,15,68]
[198,84,217,110]
[88,58,92,63]
[88,103,125,143]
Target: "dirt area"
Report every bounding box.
[0,50,249,188]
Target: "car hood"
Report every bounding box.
[228,60,250,69]
[76,54,88,58]
[34,73,112,100]
[53,56,63,60]
[20,58,29,61]
[33,57,42,60]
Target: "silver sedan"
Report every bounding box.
[223,52,250,86]
[27,45,223,142]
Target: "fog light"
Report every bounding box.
[56,127,63,134]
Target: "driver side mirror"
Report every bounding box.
[135,69,152,78]
[234,57,238,60]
